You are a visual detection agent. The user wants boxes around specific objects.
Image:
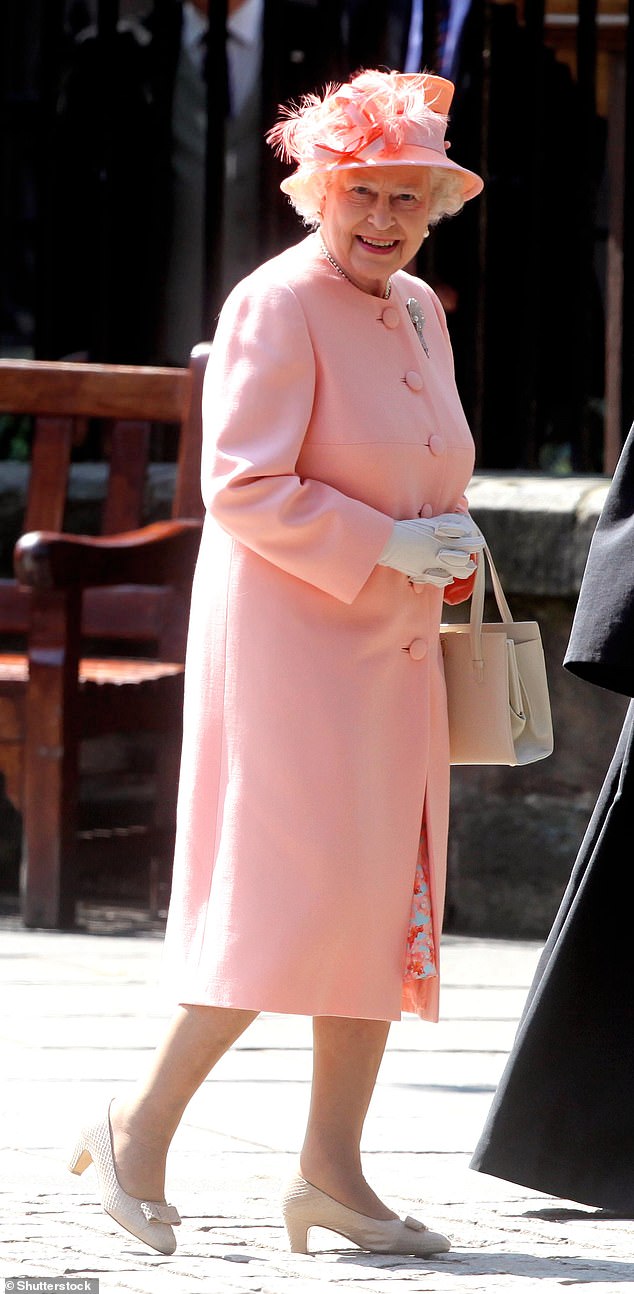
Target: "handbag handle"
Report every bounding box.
[469,543,514,674]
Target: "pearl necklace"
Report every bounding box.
[320,239,392,300]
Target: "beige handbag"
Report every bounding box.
[440,545,554,766]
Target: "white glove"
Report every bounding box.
[378,513,484,587]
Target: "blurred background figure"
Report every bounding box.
[159,0,266,363]
[43,0,264,365]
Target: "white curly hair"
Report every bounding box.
[284,166,466,229]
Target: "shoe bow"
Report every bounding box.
[140,1201,182,1225]
[404,1216,428,1232]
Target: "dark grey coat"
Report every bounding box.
[470,424,634,1212]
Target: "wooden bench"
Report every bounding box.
[0,345,209,928]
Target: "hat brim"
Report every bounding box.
[281,146,483,203]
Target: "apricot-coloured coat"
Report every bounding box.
[162,234,476,1022]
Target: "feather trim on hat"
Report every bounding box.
[266,71,450,169]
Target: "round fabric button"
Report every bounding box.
[382,306,400,329]
[408,638,428,660]
[419,503,434,519]
[429,434,446,455]
[405,370,424,391]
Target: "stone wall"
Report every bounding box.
[0,466,627,935]
[0,462,177,576]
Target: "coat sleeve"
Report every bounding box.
[425,284,478,607]
[564,422,634,697]
[202,277,394,605]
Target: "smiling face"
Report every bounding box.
[319,165,432,297]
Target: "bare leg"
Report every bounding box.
[110,1004,257,1201]
[300,1015,396,1220]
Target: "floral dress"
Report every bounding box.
[402,818,438,1014]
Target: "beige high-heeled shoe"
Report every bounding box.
[68,1101,181,1255]
[281,1174,451,1256]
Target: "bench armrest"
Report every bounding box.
[14,519,203,590]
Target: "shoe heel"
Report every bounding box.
[68,1142,92,1175]
[284,1217,309,1254]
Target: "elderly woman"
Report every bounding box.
[69,70,483,1258]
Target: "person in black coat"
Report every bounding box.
[470,422,634,1212]
[48,2,183,363]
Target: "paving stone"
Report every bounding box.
[2,926,633,1293]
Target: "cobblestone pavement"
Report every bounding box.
[2,913,633,1293]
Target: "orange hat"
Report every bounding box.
[267,69,483,203]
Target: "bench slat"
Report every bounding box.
[25,417,73,532]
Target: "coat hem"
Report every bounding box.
[171,983,402,1022]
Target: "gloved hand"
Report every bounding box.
[378,513,484,587]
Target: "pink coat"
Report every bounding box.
[162,233,476,1022]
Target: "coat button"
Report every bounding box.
[418,503,433,518]
[382,306,400,329]
[405,370,424,391]
[429,434,446,455]
[408,638,428,660]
